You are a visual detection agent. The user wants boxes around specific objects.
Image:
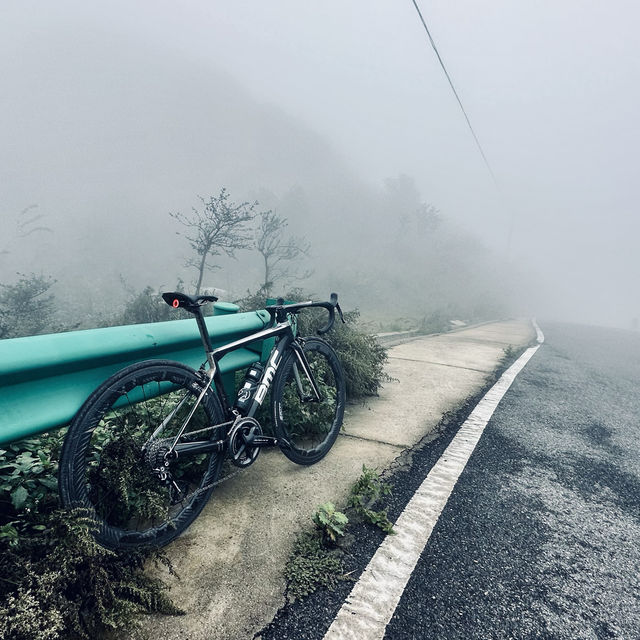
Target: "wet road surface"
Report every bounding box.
[260,322,640,639]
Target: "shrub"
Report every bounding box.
[257,289,392,400]
[233,285,272,313]
[0,432,65,537]
[419,309,452,335]
[119,284,191,326]
[0,274,58,339]
[0,509,182,640]
[0,433,182,640]
[322,309,392,398]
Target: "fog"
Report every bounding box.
[2,1,638,329]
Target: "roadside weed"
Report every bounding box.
[284,532,344,601]
[349,465,395,534]
[313,502,348,544]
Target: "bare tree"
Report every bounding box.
[384,174,440,240]
[255,210,311,295]
[414,203,441,234]
[1,205,53,257]
[171,188,257,294]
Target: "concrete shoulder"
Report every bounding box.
[138,319,536,640]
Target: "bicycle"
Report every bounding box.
[58,292,346,550]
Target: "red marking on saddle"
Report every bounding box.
[172,299,180,308]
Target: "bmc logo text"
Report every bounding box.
[254,348,282,405]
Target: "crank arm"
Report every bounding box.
[249,435,280,448]
[231,436,278,463]
[174,440,225,456]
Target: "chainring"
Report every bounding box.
[228,417,262,468]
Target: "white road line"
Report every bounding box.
[532,318,544,344]
[324,323,544,640]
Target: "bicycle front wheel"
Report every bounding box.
[59,360,225,550]
[272,337,345,466]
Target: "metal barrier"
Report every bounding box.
[0,304,272,445]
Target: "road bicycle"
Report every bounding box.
[59,292,346,550]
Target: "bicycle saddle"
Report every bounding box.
[162,291,218,312]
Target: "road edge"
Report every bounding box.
[323,321,544,639]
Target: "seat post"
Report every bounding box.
[193,307,214,354]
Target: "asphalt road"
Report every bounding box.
[259,322,640,639]
[140,319,534,640]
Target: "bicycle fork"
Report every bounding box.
[291,340,323,403]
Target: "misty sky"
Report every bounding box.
[2,1,639,327]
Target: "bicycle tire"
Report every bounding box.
[272,337,345,465]
[59,359,225,550]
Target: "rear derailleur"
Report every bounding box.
[143,437,185,503]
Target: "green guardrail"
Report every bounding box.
[0,303,273,445]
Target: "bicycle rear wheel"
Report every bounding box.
[59,360,225,550]
[272,337,345,465]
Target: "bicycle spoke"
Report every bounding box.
[62,361,224,549]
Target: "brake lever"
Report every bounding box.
[336,302,345,324]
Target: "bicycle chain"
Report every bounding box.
[178,421,233,441]
[192,465,243,497]
[164,418,250,496]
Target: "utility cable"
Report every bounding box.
[410,0,498,186]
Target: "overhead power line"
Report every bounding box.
[410,0,498,186]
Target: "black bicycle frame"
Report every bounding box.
[170,318,304,457]
[210,320,295,417]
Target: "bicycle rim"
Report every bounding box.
[62,361,224,549]
[273,338,345,465]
